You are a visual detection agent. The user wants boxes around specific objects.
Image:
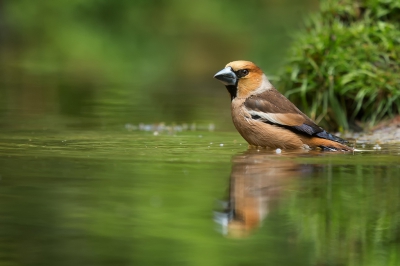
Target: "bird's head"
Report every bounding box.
[214,60,272,100]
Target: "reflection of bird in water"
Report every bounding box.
[215,149,316,238]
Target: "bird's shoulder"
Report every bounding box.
[244,88,309,120]
[244,88,325,135]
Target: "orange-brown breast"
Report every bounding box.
[231,99,305,149]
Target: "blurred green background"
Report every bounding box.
[0,0,317,131]
[1,2,400,266]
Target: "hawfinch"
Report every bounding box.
[214,60,352,151]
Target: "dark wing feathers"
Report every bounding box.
[245,89,347,144]
[292,124,318,135]
[315,131,348,144]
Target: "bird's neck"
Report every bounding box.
[225,85,237,101]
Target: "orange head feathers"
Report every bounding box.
[214,60,272,99]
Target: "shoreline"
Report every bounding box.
[341,116,400,144]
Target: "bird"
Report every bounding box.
[213,60,352,151]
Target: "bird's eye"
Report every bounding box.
[237,69,249,78]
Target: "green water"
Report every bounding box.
[1,1,400,265]
[0,124,399,266]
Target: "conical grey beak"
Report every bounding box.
[214,67,237,86]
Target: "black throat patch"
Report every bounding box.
[225,85,237,101]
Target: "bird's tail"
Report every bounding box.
[315,130,348,145]
[302,136,353,151]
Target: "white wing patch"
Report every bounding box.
[247,110,303,126]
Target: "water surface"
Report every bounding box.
[0,124,399,266]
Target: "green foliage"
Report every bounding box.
[278,0,400,131]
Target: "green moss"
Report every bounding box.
[278,0,400,131]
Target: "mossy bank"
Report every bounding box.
[278,0,400,132]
